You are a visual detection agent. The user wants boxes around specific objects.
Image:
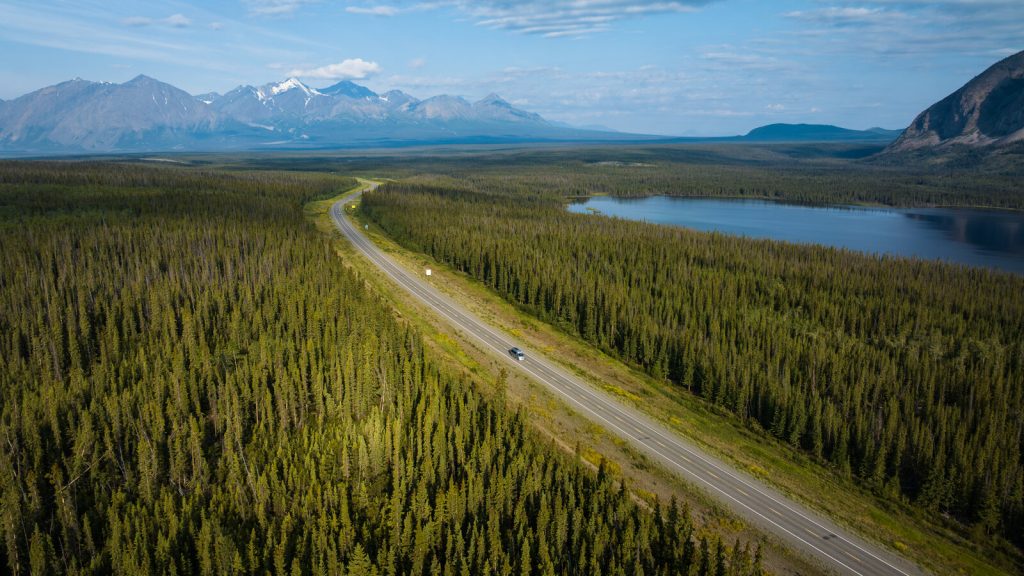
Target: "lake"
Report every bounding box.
[567,196,1024,275]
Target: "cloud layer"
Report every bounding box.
[459,1,711,37]
[121,13,193,28]
[342,1,715,37]
[345,5,400,16]
[288,58,381,80]
[246,0,317,16]
[784,1,1024,56]
[0,0,1021,136]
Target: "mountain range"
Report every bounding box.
[0,75,620,154]
[7,51,1021,156]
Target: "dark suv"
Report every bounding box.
[509,347,525,361]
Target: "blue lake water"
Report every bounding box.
[567,196,1024,275]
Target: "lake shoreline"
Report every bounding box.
[565,193,1024,214]
[568,195,1024,275]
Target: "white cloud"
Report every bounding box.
[163,14,191,28]
[459,1,710,37]
[121,14,192,28]
[0,0,339,97]
[246,0,317,16]
[345,5,400,16]
[786,7,891,26]
[299,1,713,36]
[783,1,1024,56]
[288,58,381,79]
[408,57,427,69]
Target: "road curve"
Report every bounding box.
[331,185,926,576]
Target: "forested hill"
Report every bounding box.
[360,178,1024,556]
[741,124,900,142]
[0,163,763,575]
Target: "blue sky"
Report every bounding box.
[0,0,1021,135]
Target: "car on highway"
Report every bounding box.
[509,347,525,361]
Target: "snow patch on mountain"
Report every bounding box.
[271,78,321,97]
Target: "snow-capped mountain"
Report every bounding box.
[210,78,335,124]
[0,75,620,154]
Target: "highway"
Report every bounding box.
[330,184,926,576]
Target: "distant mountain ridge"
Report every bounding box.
[319,80,377,100]
[887,50,1024,152]
[660,123,901,145]
[742,123,901,142]
[3,76,231,152]
[0,74,910,155]
[0,75,624,154]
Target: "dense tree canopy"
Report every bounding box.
[240,143,1024,209]
[361,177,1024,552]
[0,162,760,575]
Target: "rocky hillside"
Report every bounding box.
[887,50,1024,152]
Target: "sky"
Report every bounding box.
[0,0,1021,136]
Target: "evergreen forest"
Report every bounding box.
[360,176,1024,553]
[241,143,1024,210]
[0,162,763,575]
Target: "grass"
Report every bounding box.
[328,182,1020,576]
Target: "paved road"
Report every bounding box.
[331,185,926,576]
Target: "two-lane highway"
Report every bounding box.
[331,185,925,576]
